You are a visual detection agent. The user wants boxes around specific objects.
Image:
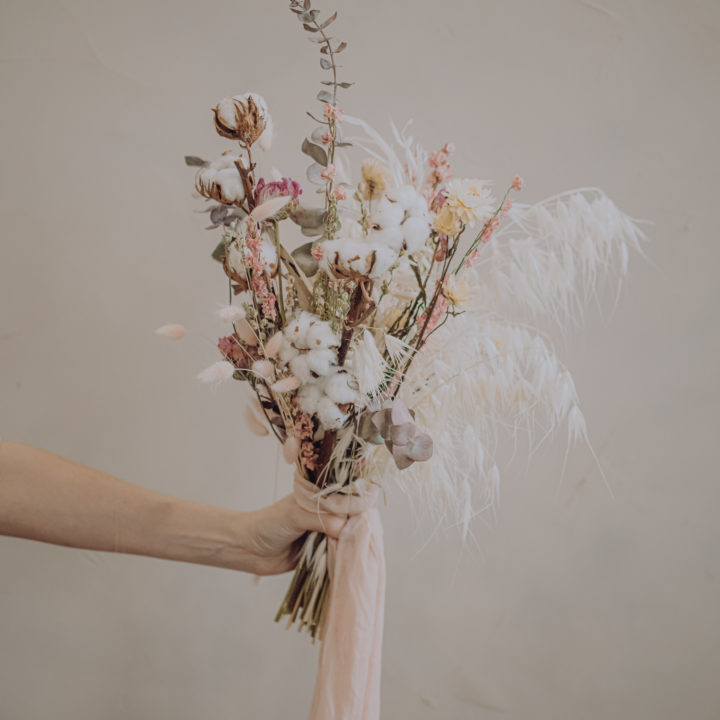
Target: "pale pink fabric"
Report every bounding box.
[294,473,385,720]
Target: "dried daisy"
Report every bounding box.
[358,159,392,202]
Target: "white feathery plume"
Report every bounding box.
[350,330,387,396]
[217,305,246,323]
[271,375,301,393]
[468,188,646,330]
[250,194,291,221]
[197,360,235,385]
[155,323,186,340]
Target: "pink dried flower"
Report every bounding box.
[416,294,448,340]
[323,103,344,122]
[511,175,524,191]
[465,249,482,268]
[321,131,332,145]
[320,164,337,181]
[254,177,302,205]
[218,335,248,366]
[311,244,325,260]
[443,142,455,155]
[331,186,347,201]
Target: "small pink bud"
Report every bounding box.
[511,175,523,191]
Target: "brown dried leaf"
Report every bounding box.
[319,11,337,29]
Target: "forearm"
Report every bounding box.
[0,441,251,570]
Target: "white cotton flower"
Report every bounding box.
[306,321,340,349]
[195,153,245,206]
[284,311,316,350]
[372,227,404,253]
[371,197,404,229]
[289,354,312,383]
[305,348,336,376]
[324,371,360,405]
[445,179,495,226]
[402,216,430,252]
[317,397,348,430]
[349,329,387,395]
[298,383,323,415]
[278,341,299,365]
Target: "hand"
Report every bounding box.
[240,494,347,576]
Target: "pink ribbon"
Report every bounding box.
[294,473,385,720]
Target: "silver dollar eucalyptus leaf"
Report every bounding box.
[320,58,332,70]
[301,138,328,166]
[317,90,333,103]
[306,162,326,185]
[290,205,326,229]
[184,155,208,167]
[291,242,320,276]
[319,11,337,29]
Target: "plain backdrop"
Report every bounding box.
[1,0,719,718]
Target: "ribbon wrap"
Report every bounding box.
[293,473,385,720]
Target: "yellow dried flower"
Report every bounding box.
[442,274,472,307]
[432,204,462,236]
[358,159,392,202]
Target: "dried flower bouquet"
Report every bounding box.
[177,0,644,642]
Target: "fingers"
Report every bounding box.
[295,504,346,540]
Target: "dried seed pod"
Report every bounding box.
[213,93,270,146]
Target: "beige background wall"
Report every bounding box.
[1,0,718,718]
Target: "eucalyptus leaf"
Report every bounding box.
[306,111,327,124]
[317,90,333,103]
[184,155,208,167]
[211,240,227,263]
[335,141,353,148]
[302,138,328,166]
[319,11,337,28]
[303,23,318,32]
[320,80,334,85]
[301,225,324,237]
[335,41,347,53]
[303,0,310,10]
[337,82,354,88]
[300,8,318,21]
[320,58,332,69]
[306,162,326,185]
[291,242,320,276]
[290,205,326,229]
[209,205,229,224]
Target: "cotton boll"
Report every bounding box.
[305,348,336,376]
[285,311,315,350]
[317,397,348,430]
[298,383,322,415]
[386,184,417,209]
[278,341,299,365]
[306,321,340,349]
[324,371,360,405]
[371,197,404,229]
[213,168,245,204]
[289,354,313,382]
[368,243,399,279]
[402,216,431,252]
[372,227,404,253]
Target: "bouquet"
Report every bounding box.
[162,1,644,715]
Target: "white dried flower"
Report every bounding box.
[305,348,336,376]
[317,397,348,430]
[197,360,235,385]
[324,371,360,405]
[445,179,495,226]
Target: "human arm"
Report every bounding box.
[0,441,344,575]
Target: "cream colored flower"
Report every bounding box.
[443,274,472,307]
[432,203,462,236]
[358,159,392,202]
[445,179,495,226]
